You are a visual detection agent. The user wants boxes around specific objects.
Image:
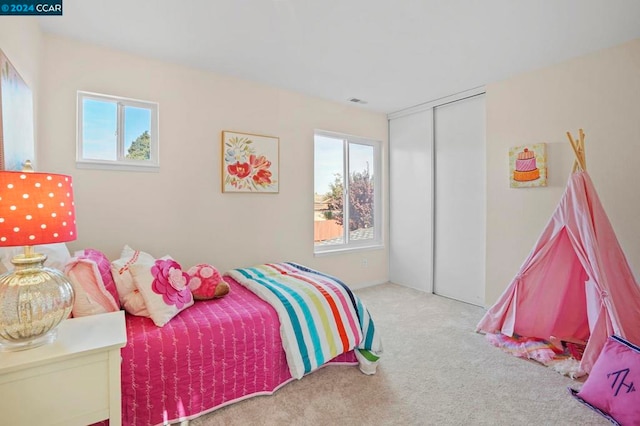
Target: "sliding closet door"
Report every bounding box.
[389,110,433,292]
[433,94,485,306]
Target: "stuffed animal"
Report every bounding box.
[186,263,230,300]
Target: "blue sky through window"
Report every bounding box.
[315,135,342,194]
[349,143,373,178]
[82,99,116,160]
[82,99,151,160]
[314,135,374,195]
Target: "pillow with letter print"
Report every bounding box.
[570,335,640,425]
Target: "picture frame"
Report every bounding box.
[221,130,279,193]
[0,49,35,171]
[509,143,547,188]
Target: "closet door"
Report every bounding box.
[389,110,433,292]
[433,94,486,306]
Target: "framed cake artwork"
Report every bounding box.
[509,143,547,188]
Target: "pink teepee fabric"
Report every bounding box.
[477,171,640,373]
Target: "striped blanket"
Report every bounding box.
[225,262,382,379]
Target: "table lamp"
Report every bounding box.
[0,164,76,351]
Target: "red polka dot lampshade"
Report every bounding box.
[0,171,76,247]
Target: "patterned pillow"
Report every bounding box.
[64,249,120,317]
[110,245,150,317]
[570,335,640,425]
[126,249,194,327]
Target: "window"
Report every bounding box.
[314,130,382,253]
[77,91,159,171]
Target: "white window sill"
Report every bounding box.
[314,243,384,257]
[76,160,159,173]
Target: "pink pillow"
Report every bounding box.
[65,249,120,317]
[78,249,119,305]
[187,263,225,300]
[571,335,640,425]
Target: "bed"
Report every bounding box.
[78,256,382,426]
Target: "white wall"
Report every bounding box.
[486,38,640,306]
[37,35,389,288]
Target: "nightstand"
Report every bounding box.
[0,310,127,426]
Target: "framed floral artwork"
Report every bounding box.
[221,131,279,193]
[509,143,547,188]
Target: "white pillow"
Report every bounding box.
[110,245,150,317]
[130,253,194,327]
[112,245,193,326]
[0,243,71,274]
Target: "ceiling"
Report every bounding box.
[38,0,640,114]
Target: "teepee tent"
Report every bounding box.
[476,129,640,373]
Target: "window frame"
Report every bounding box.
[314,129,383,255]
[76,91,159,172]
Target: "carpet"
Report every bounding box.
[191,283,605,425]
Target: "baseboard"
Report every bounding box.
[349,280,390,290]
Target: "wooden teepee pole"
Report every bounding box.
[567,129,586,172]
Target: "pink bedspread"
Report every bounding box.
[117,275,356,426]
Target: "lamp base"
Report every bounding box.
[0,329,58,352]
[0,251,74,352]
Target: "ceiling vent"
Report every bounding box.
[348,98,368,104]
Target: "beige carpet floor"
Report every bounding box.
[191,283,606,425]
